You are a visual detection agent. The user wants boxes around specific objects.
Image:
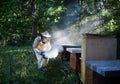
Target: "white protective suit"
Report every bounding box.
[33,31,51,69]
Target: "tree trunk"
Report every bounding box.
[30,0,37,42]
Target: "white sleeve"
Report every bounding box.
[32,36,41,50]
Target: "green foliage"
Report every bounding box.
[44,59,79,84]
[0,46,79,84]
[0,0,66,46]
[0,0,31,45]
[36,0,66,31]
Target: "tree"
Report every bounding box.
[0,0,66,46]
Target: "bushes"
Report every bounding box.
[0,46,79,84]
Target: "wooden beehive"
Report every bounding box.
[80,33,117,84]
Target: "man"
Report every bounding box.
[33,31,51,72]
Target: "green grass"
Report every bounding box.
[0,46,80,84]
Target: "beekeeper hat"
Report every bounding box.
[41,31,51,37]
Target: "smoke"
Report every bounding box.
[44,0,102,58]
[44,43,63,59]
[51,29,81,45]
[50,0,81,45]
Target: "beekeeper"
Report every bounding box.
[33,31,51,72]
